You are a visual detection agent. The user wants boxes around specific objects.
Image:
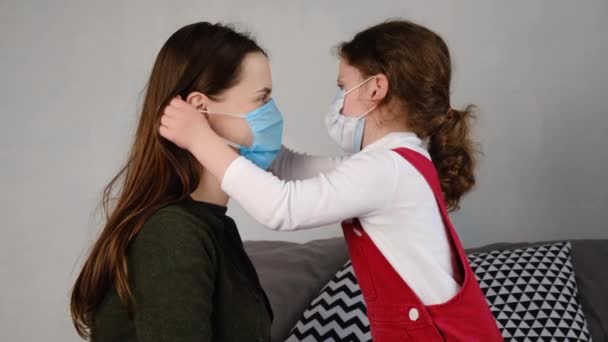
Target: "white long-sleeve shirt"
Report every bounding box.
[221,132,461,305]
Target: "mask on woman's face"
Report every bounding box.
[325,76,377,153]
[201,99,284,170]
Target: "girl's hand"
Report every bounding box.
[159,97,211,151]
[159,96,240,181]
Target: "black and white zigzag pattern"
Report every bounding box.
[469,242,592,341]
[285,261,371,342]
[286,242,593,342]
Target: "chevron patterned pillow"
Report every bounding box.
[285,260,371,342]
[286,242,593,342]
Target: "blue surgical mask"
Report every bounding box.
[201,99,284,169]
[325,76,377,153]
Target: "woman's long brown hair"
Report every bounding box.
[70,22,266,339]
[339,20,479,211]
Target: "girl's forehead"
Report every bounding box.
[338,60,362,82]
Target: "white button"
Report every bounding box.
[408,308,419,321]
[353,228,363,237]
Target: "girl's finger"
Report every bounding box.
[159,125,170,138]
[160,115,172,127]
[170,97,186,108]
[164,105,179,117]
[162,106,173,116]
[174,98,189,109]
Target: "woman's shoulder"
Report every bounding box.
[133,204,217,259]
[144,204,207,233]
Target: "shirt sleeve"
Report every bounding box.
[222,151,399,231]
[268,146,348,180]
[129,210,216,342]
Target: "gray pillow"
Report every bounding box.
[245,238,349,342]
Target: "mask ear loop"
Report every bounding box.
[344,76,376,95]
[345,76,378,118]
[357,104,378,119]
[197,109,210,120]
[198,109,246,119]
[196,109,245,149]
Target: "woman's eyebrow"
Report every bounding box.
[256,87,272,95]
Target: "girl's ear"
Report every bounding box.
[185,91,210,110]
[370,74,389,101]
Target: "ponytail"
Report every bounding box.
[428,105,478,211]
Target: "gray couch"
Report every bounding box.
[244,238,608,342]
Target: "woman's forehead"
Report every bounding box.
[239,52,272,88]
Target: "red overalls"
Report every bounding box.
[342,148,504,341]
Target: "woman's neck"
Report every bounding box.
[190,167,229,207]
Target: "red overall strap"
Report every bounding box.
[390,147,504,341]
[390,148,468,270]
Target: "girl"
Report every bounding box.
[70,22,277,341]
[160,20,503,341]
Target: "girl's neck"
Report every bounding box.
[362,111,411,149]
[190,167,229,207]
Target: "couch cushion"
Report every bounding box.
[245,238,607,342]
[284,242,593,341]
[285,259,369,341]
[467,240,607,342]
[469,242,593,340]
[244,238,348,342]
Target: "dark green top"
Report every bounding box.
[92,197,273,342]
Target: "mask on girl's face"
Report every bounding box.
[325,76,377,153]
[201,99,284,170]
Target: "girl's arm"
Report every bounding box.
[269,146,347,180]
[160,98,397,230]
[221,152,398,230]
[160,98,345,184]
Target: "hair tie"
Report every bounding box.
[446,108,455,119]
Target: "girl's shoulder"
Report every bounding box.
[343,147,406,174]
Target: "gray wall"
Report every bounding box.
[1,0,607,340]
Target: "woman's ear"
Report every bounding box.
[370,74,389,101]
[185,91,210,110]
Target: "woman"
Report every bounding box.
[70,22,278,341]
